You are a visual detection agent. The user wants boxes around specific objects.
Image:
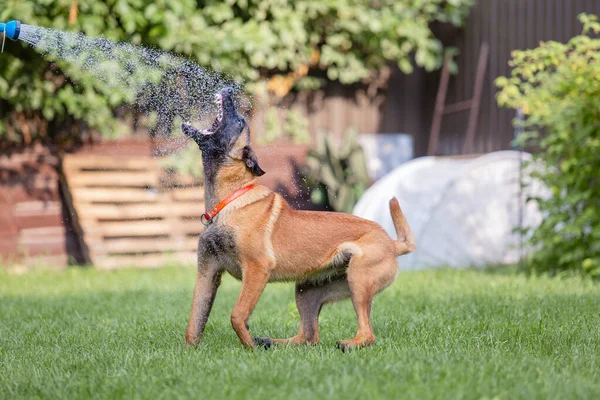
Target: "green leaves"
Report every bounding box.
[303,129,370,213]
[1,0,473,148]
[258,108,310,145]
[496,13,600,280]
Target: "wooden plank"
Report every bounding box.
[95,252,197,269]
[13,201,62,216]
[94,237,198,254]
[171,187,205,201]
[0,152,58,167]
[13,215,63,230]
[4,175,59,190]
[18,226,66,237]
[0,187,61,203]
[15,241,67,255]
[68,171,158,187]
[22,254,68,268]
[61,152,206,269]
[87,220,202,237]
[71,188,161,203]
[18,227,66,245]
[78,203,205,220]
[63,155,157,171]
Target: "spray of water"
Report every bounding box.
[11,24,303,268]
[18,24,248,156]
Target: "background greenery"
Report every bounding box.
[0,0,474,148]
[304,129,370,213]
[1,265,599,399]
[496,13,600,279]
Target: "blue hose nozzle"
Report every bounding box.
[0,20,21,41]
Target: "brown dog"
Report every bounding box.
[182,87,415,351]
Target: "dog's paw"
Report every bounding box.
[336,340,360,353]
[337,336,375,352]
[253,337,272,349]
[336,341,349,353]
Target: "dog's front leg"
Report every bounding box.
[230,262,271,349]
[186,265,222,347]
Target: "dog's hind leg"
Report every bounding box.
[258,276,350,346]
[337,249,399,351]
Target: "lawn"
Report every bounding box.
[1,266,599,399]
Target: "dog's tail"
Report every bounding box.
[389,197,416,256]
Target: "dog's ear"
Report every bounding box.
[242,146,265,176]
[182,123,207,147]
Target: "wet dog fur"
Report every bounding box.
[182,87,416,351]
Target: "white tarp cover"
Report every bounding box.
[353,151,544,270]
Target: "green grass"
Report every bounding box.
[1,266,599,399]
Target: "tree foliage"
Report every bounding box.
[0,0,473,148]
[496,13,600,279]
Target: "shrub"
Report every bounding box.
[0,0,474,149]
[496,13,600,279]
[304,129,369,213]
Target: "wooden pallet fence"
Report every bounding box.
[0,147,68,267]
[61,154,204,269]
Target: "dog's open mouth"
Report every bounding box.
[199,93,224,135]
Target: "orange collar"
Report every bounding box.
[201,184,255,226]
